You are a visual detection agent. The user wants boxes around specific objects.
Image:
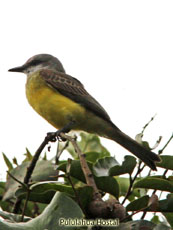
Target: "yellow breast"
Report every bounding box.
[25,71,86,129]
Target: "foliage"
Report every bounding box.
[0,131,173,230]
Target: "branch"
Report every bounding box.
[13,135,51,213]
[141,114,156,135]
[13,122,74,215]
[158,133,173,155]
[121,163,145,205]
[60,133,102,200]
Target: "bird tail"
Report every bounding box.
[105,126,161,170]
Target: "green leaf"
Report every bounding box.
[16,188,55,204]
[12,157,18,166]
[134,177,173,193]
[150,215,162,225]
[2,153,13,171]
[158,194,173,212]
[15,181,74,203]
[0,192,84,230]
[3,160,58,201]
[58,160,119,198]
[127,193,173,213]
[66,132,110,158]
[0,182,5,195]
[109,155,136,176]
[126,195,149,211]
[23,148,33,162]
[157,155,173,170]
[0,210,31,222]
[116,177,141,200]
[93,157,119,177]
[77,186,93,209]
[43,152,47,160]
[135,133,151,150]
[95,176,119,198]
[162,213,173,227]
[85,151,110,163]
[93,156,136,177]
[58,159,90,182]
[31,181,74,195]
[127,220,170,230]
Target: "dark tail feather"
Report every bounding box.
[107,128,161,170]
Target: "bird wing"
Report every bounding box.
[40,69,112,123]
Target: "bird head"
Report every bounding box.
[8,54,65,74]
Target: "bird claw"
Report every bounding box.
[46,132,58,142]
[46,130,67,142]
[46,121,75,142]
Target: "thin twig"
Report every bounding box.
[140,209,147,219]
[13,135,52,214]
[151,136,162,150]
[66,174,85,213]
[60,133,102,200]
[21,189,30,221]
[121,163,145,205]
[7,171,26,188]
[122,206,148,222]
[142,134,173,220]
[158,133,173,155]
[55,140,69,164]
[141,114,157,135]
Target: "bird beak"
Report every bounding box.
[8,64,26,73]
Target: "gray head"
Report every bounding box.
[8,54,65,74]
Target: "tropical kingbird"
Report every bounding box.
[9,54,160,170]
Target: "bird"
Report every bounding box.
[8,54,160,170]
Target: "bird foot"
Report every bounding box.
[46,121,75,142]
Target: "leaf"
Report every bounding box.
[0,182,5,195]
[32,181,74,194]
[158,194,173,212]
[116,177,142,200]
[2,153,13,171]
[126,195,149,211]
[150,215,162,225]
[66,132,110,158]
[85,151,110,163]
[43,152,47,160]
[109,155,136,176]
[77,186,93,209]
[0,192,84,230]
[95,176,119,198]
[135,133,151,149]
[12,157,18,166]
[162,213,173,227]
[134,177,173,193]
[16,187,55,204]
[93,156,136,177]
[93,157,119,177]
[0,210,31,222]
[15,181,74,203]
[3,160,58,201]
[23,148,33,162]
[58,160,119,198]
[127,220,170,230]
[127,193,173,213]
[157,155,173,170]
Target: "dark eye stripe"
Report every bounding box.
[30,60,43,66]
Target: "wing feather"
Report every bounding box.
[40,69,112,123]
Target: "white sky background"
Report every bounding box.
[0,0,173,221]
